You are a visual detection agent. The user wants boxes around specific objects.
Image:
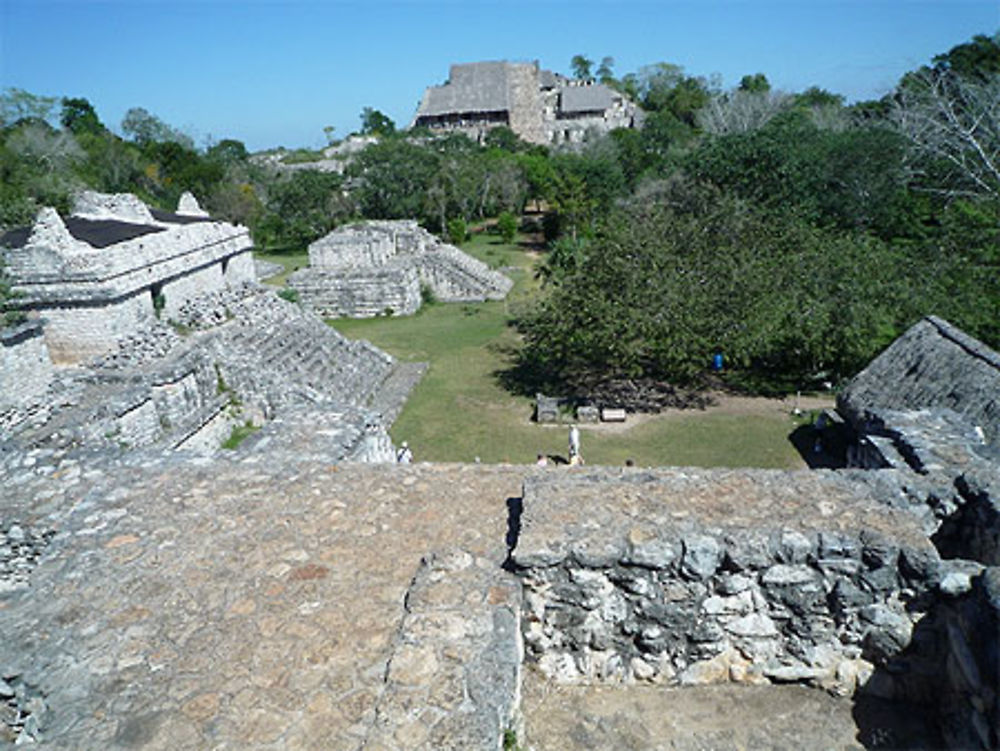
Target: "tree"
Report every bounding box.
[60,97,104,136]
[571,55,594,81]
[0,88,57,127]
[121,107,193,148]
[892,68,1000,201]
[596,57,616,84]
[698,89,790,135]
[359,107,395,137]
[516,184,921,390]
[206,138,249,166]
[256,169,350,249]
[739,73,771,93]
[931,32,1000,82]
[351,138,439,219]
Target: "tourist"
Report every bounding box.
[396,441,413,464]
[568,424,580,461]
[536,453,548,466]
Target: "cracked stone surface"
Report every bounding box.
[0,457,523,749]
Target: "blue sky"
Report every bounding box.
[1,0,997,152]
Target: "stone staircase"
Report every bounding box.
[416,245,513,302]
[208,290,394,411]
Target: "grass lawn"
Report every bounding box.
[329,231,815,469]
[253,249,309,287]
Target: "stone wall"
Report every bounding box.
[0,322,53,433]
[511,470,942,693]
[290,220,511,319]
[288,265,421,318]
[510,460,1000,749]
[33,292,152,364]
[160,259,225,320]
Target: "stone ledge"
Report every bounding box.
[362,549,521,750]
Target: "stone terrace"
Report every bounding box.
[0,454,525,749]
[5,452,989,749]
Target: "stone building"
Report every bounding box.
[0,193,411,460]
[838,315,1000,464]
[288,220,513,318]
[1,191,255,365]
[411,60,644,145]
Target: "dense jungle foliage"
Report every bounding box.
[1,33,997,392]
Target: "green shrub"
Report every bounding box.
[277,288,300,304]
[221,420,258,450]
[420,283,437,306]
[447,217,467,246]
[497,211,518,243]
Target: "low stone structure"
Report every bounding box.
[288,220,512,318]
[1,194,419,461]
[412,60,645,146]
[839,315,999,445]
[1,191,255,364]
[0,316,996,748]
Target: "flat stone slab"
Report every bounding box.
[513,467,934,569]
[0,457,526,749]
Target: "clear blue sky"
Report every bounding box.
[1,0,997,152]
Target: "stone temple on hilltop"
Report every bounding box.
[411,60,644,145]
[287,220,513,318]
[0,192,412,460]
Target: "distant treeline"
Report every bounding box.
[1,33,997,390]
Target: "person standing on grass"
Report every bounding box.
[397,441,413,464]
[568,425,580,462]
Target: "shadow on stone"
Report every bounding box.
[788,423,847,469]
[503,496,523,570]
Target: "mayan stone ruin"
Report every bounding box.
[287,220,513,318]
[0,192,411,463]
[412,61,645,145]
[0,186,998,750]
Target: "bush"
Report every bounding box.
[497,211,518,243]
[447,217,467,246]
[277,288,299,304]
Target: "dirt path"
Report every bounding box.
[534,391,835,435]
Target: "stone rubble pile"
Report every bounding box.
[0,523,56,596]
[89,322,181,370]
[171,280,260,330]
[0,674,48,745]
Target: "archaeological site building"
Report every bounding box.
[288,220,513,318]
[0,192,412,461]
[1,191,255,365]
[411,60,644,145]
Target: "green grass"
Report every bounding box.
[253,249,309,287]
[328,231,811,468]
[221,420,259,450]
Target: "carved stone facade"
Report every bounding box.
[412,61,644,146]
[1,191,255,364]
